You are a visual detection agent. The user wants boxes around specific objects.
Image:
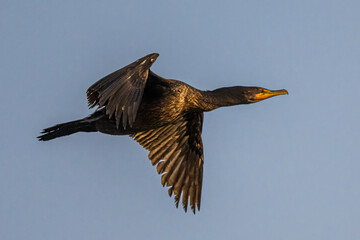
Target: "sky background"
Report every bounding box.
[1,0,360,239]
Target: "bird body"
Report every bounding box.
[38,53,288,213]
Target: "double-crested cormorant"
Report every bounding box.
[38,53,288,213]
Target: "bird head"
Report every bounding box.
[240,87,288,103]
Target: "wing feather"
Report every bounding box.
[131,112,204,213]
[87,53,159,129]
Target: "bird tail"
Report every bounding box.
[37,118,96,141]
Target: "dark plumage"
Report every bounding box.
[38,53,288,213]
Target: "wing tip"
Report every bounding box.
[86,89,99,109]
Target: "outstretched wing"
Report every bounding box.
[87,53,159,129]
[131,112,204,214]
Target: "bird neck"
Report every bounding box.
[195,87,249,111]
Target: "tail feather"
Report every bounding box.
[38,119,96,141]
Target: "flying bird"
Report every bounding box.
[38,53,288,213]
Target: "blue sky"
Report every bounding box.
[1,1,360,239]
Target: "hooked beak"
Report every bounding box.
[254,89,288,102]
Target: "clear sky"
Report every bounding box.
[1,0,360,239]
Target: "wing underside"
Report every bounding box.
[131,112,204,213]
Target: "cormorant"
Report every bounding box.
[38,53,288,214]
